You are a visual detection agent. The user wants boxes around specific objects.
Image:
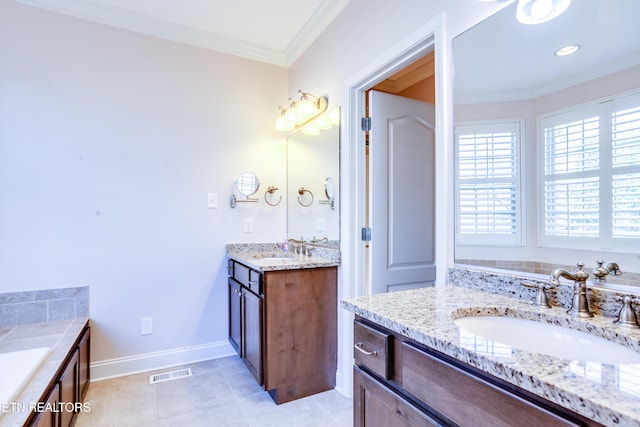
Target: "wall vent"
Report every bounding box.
[149,368,192,384]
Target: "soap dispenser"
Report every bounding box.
[280,234,290,256]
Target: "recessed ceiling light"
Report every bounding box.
[555,44,580,57]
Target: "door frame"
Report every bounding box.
[336,13,453,396]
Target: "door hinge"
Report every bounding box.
[361,117,371,132]
[361,227,372,242]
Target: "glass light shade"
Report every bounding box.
[517,0,571,24]
[284,105,299,123]
[275,116,294,132]
[297,99,318,119]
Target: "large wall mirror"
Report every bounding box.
[287,108,340,244]
[453,0,640,275]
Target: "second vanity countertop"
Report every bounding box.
[226,242,340,272]
[342,285,640,427]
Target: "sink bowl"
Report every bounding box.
[454,315,640,364]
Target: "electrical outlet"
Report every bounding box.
[243,217,254,233]
[141,317,153,335]
[207,192,218,209]
[317,217,326,232]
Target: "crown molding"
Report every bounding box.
[12,0,351,68]
[283,0,351,67]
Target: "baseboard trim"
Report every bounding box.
[90,340,236,381]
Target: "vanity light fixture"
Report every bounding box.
[275,90,328,132]
[554,44,580,57]
[516,0,571,25]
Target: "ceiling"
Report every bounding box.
[454,0,640,103]
[12,0,351,67]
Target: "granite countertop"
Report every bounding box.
[0,317,89,427]
[342,285,640,427]
[227,251,340,271]
[226,242,340,272]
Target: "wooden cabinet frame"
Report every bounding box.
[28,324,90,427]
[353,317,603,427]
[228,260,337,404]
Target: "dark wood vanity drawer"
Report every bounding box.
[401,342,581,427]
[231,261,262,295]
[354,320,392,380]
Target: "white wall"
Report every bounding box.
[0,0,515,382]
[0,1,288,374]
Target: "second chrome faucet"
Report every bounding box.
[550,263,593,318]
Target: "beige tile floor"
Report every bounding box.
[75,355,353,427]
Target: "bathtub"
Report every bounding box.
[0,347,51,414]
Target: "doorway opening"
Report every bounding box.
[363,50,437,295]
[337,17,449,397]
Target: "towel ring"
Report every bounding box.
[264,186,282,207]
[297,187,314,207]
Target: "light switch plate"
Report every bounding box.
[243,217,254,233]
[141,317,153,335]
[317,217,326,232]
[207,192,218,209]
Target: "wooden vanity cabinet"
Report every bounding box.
[353,318,603,427]
[28,324,90,427]
[242,285,263,384]
[228,279,242,354]
[228,259,337,404]
[354,366,440,427]
[30,383,59,427]
[228,260,264,384]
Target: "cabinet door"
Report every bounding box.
[31,382,60,427]
[78,327,90,401]
[243,288,263,385]
[228,279,242,355]
[263,267,337,403]
[59,349,79,427]
[354,366,440,427]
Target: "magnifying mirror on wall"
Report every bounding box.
[230,171,260,208]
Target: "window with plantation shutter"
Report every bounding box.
[540,92,640,251]
[455,120,523,245]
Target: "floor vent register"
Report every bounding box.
[149,368,192,384]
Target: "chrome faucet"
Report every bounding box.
[550,263,593,318]
[521,281,554,308]
[614,295,640,329]
[592,260,622,282]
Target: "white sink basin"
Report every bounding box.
[454,316,640,364]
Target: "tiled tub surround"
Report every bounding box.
[0,317,89,427]
[0,286,89,328]
[225,242,340,271]
[449,265,638,319]
[342,286,640,427]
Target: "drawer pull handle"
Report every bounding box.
[248,280,258,286]
[354,342,377,356]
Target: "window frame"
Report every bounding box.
[537,90,640,252]
[454,118,525,247]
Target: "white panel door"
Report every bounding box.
[369,90,436,294]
